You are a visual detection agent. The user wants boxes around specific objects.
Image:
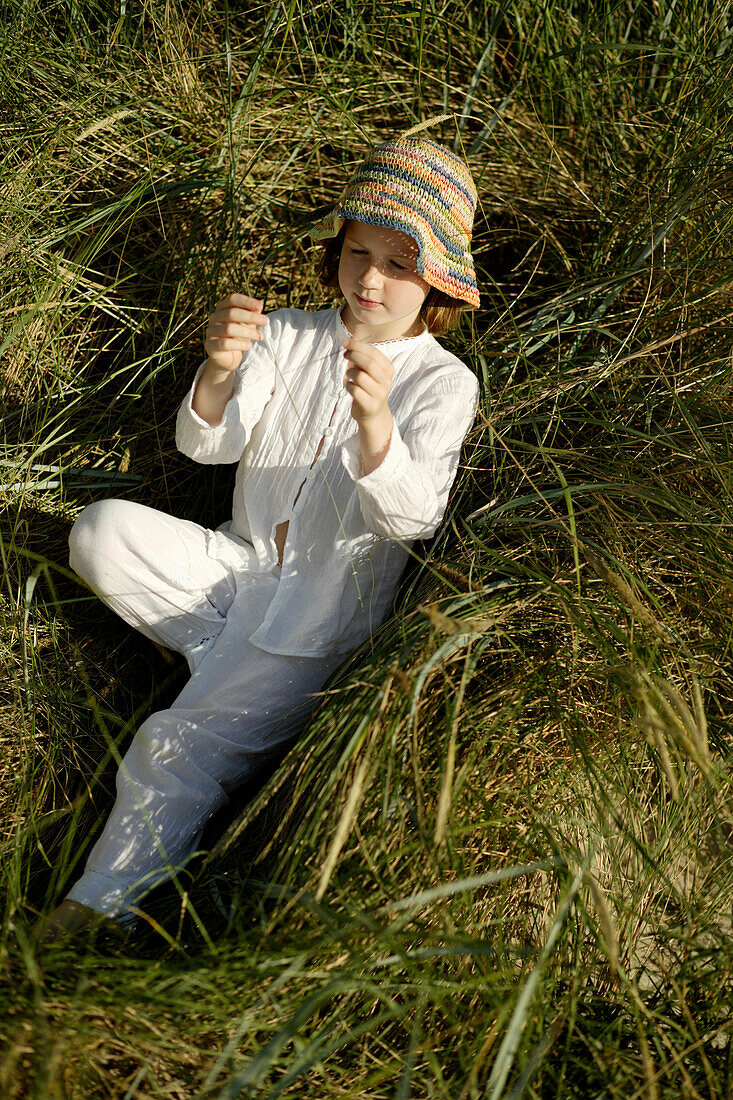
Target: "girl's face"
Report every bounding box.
[338,220,430,341]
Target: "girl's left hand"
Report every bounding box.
[342,338,394,423]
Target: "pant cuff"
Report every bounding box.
[65,871,141,927]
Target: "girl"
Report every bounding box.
[41,135,481,938]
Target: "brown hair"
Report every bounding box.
[315,225,467,336]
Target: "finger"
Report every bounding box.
[345,380,371,402]
[208,321,265,341]
[205,337,253,353]
[347,385,381,419]
[212,309,268,331]
[342,338,375,359]
[342,340,392,368]
[344,368,381,397]
[218,293,265,313]
[342,347,389,379]
[342,344,373,362]
[218,307,268,326]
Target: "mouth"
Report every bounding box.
[355,294,381,308]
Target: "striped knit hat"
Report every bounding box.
[310,136,479,307]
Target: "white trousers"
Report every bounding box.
[64,499,343,922]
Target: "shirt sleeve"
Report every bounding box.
[175,330,277,465]
[340,371,479,541]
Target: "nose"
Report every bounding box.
[359,261,382,288]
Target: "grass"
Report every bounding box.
[2,0,733,1095]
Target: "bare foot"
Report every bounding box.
[34,900,125,945]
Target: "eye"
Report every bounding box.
[390,260,408,271]
[349,247,367,255]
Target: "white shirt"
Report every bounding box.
[175,306,478,657]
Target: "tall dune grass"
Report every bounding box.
[1,0,732,1095]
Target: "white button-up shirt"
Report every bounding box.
[175,306,478,657]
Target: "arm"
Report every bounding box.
[341,367,479,541]
[193,293,269,424]
[176,294,275,465]
[191,360,239,427]
[342,336,395,476]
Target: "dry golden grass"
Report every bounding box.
[2,0,732,1095]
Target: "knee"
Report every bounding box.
[120,717,169,782]
[123,713,224,802]
[68,499,130,586]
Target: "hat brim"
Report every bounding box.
[309,208,479,308]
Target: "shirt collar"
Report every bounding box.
[334,306,429,350]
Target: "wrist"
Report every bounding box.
[203,358,238,383]
[358,408,393,476]
[193,361,238,426]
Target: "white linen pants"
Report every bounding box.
[64,499,343,922]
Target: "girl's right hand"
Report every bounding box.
[203,293,269,372]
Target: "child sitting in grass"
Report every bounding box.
[41,133,481,939]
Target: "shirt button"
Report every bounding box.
[324,427,334,438]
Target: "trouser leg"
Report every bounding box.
[65,571,343,921]
[68,498,256,668]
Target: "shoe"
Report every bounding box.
[33,900,126,945]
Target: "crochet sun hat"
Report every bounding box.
[310,135,479,308]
